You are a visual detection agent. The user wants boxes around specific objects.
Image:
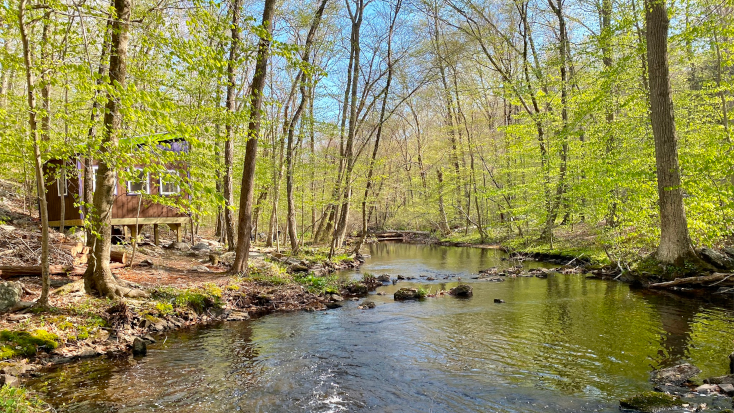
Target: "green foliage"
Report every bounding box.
[155,302,174,316]
[294,273,338,293]
[0,330,59,360]
[0,385,46,413]
[151,286,223,314]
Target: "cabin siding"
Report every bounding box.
[44,138,189,227]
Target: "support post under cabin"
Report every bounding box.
[153,224,159,246]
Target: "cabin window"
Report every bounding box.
[56,171,67,196]
[159,170,180,195]
[91,166,118,195]
[127,168,149,195]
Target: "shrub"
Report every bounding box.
[0,385,46,413]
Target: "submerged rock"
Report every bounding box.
[358,300,376,309]
[494,298,505,303]
[376,274,390,282]
[619,392,683,412]
[651,364,700,386]
[449,285,473,297]
[394,288,421,301]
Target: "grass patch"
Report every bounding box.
[294,273,338,294]
[151,286,223,314]
[0,330,59,360]
[0,385,47,413]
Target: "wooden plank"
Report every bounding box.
[48,217,189,227]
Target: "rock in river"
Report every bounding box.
[132,337,147,356]
[650,363,700,386]
[358,300,376,309]
[619,392,683,413]
[449,285,473,297]
[394,288,421,301]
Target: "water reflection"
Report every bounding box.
[26,243,734,412]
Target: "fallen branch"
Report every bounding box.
[648,273,732,289]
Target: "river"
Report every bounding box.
[26,243,734,412]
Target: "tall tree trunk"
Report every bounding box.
[645,0,695,264]
[332,0,364,250]
[18,0,50,306]
[223,0,243,251]
[540,0,570,241]
[83,0,135,298]
[285,0,329,253]
[231,0,276,273]
[437,168,450,234]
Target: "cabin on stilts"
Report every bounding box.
[43,137,191,245]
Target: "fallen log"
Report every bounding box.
[0,265,74,279]
[110,250,128,264]
[60,242,84,256]
[0,263,126,279]
[648,273,733,289]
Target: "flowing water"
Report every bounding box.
[26,243,734,412]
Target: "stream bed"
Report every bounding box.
[26,243,734,412]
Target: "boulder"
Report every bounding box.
[695,383,719,394]
[346,283,368,296]
[226,311,249,321]
[166,242,190,251]
[358,300,376,309]
[724,247,734,259]
[394,288,421,301]
[651,363,700,386]
[132,337,147,356]
[376,274,390,282]
[325,301,343,309]
[191,242,210,251]
[220,251,236,265]
[289,263,309,272]
[0,374,19,387]
[0,282,23,313]
[719,383,734,396]
[699,247,734,269]
[704,374,734,384]
[449,285,473,298]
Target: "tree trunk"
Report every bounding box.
[18,0,50,306]
[83,0,133,298]
[285,0,329,254]
[231,0,276,273]
[645,0,695,264]
[223,0,243,251]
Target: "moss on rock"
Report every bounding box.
[0,330,59,360]
[619,392,684,412]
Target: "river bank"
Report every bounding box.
[0,237,375,407]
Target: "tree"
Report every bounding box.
[223,0,243,251]
[18,0,50,306]
[644,0,695,264]
[83,0,142,298]
[231,0,277,274]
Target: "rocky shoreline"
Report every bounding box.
[0,247,373,390]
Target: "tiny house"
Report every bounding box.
[43,137,190,244]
